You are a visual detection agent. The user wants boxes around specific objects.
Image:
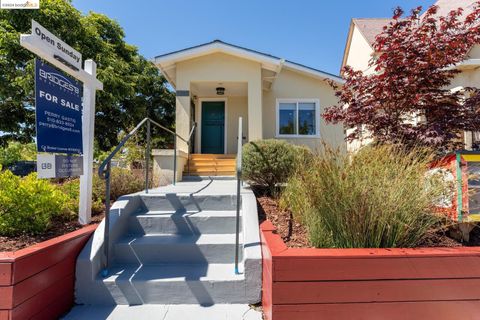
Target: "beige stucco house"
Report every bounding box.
[152,40,344,179]
[342,0,480,152]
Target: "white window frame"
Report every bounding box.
[275,98,321,138]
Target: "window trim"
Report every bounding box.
[275,98,321,138]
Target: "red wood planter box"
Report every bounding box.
[261,220,480,320]
[0,224,97,320]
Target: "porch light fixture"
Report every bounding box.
[216,87,225,95]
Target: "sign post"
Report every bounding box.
[21,20,103,225]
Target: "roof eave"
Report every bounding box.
[153,40,344,86]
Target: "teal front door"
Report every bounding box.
[201,101,225,154]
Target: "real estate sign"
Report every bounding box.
[22,19,103,224]
[35,59,83,154]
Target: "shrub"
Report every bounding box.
[242,139,311,192]
[0,171,74,236]
[281,144,445,248]
[92,167,144,203]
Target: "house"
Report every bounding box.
[152,40,345,179]
[342,0,480,152]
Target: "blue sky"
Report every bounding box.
[71,0,435,75]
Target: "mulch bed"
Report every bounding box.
[254,187,480,248]
[254,188,311,248]
[0,213,104,252]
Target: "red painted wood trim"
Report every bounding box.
[260,221,287,255]
[0,286,13,309]
[273,256,480,281]
[0,264,12,286]
[0,224,97,320]
[260,219,480,319]
[278,246,480,257]
[0,224,97,261]
[30,292,73,320]
[11,274,74,320]
[273,278,480,304]
[272,301,480,320]
[12,258,74,307]
[0,310,9,320]
[7,225,97,284]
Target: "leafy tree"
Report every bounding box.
[0,141,35,167]
[0,0,174,150]
[324,3,480,150]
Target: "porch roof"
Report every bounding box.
[153,40,344,89]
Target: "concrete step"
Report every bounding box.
[100,264,249,305]
[139,194,238,212]
[64,304,262,320]
[128,210,241,235]
[114,234,242,264]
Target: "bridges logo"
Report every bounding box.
[0,0,39,9]
[39,68,80,96]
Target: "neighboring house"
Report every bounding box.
[342,0,480,152]
[153,40,344,177]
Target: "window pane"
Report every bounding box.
[298,103,316,135]
[279,103,296,135]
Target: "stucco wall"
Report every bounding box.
[345,25,374,74]
[263,68,345,151]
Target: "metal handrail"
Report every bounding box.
[98,117,191,277]
[234,117,243,274]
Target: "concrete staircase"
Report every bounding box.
[185,154,236,176]
[68,179,262,319]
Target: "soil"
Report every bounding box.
[254,188,311,248]
[0,213,104,252]
[254,187,480,249]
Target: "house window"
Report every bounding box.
[277,99,319,137]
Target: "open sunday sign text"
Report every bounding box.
[32,20,82,70]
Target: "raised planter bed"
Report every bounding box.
[0,224,97,320]
[261,220,480,320]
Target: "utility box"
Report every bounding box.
[431,151,480,222]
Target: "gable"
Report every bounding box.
[153,40,343,89]
[342,23,375,73]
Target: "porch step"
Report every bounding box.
[114,233,243,265]
[189,154,236,160]
[186,154,236,177]
[100,263,247,305]
[187,170,236,176]
[128,210,240,235]
[188,160,236,167]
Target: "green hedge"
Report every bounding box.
[0,171,74,236]
[242,139,311,192]
[0,167,145,236]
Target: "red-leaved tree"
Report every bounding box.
[324,3,480,150]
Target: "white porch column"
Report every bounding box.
[247,73,263,141]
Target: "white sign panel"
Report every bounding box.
[37,154,56,178]
[30,20,82,70]
[37,154,84,178]
[0,0,39,9]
